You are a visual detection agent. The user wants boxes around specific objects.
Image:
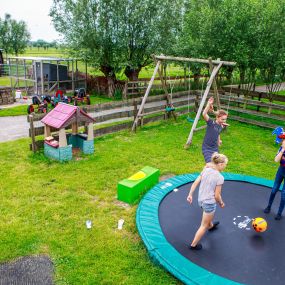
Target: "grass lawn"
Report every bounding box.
[0,105,28,117]
[276,90,285,96]
[0,115,278,284]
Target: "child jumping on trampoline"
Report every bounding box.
[202,96,229,165]
[187,152,228,250]
[264,135,285,220]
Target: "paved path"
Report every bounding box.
[0,115,30,142]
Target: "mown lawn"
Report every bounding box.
[0,115,279,284]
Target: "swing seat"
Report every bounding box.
[187,117,194,123]
[165,107,175,112]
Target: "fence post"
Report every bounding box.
[123,81,128,100]
[29,114,37,152]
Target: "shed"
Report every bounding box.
[41,103,95,161]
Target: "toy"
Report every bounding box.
[272,127,285,144]
[252,217,267,232]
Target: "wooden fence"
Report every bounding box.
[28,91,195,151]
[28,88,285,151]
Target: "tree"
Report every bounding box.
[178,0,285,96]
[50,0,184,96]
[256,0,285,110]
[0,14,30,55]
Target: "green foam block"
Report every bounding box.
[117,166,160,204]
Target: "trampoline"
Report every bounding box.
[136,173,285,285]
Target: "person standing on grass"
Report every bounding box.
[264,135,285,220]
[202,96,229,165]
[187,152,228,250]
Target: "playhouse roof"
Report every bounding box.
[41,103,94,129]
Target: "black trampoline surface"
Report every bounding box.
[159,180,285,285]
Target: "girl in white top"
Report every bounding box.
[187,152,228,250]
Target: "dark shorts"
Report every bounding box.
[202,148,218,163]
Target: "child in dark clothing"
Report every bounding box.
[202,97,229,164]
[264,136,285,220]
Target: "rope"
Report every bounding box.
[187,65,191,115]
[226,74,234,112]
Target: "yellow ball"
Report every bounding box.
[252,217,267,232]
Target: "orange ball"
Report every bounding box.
[252,217,267,232]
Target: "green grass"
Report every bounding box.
[0,115,279,284]
[275,90,285,95]
[0,105,28,117]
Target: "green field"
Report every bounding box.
[0,115,279,284]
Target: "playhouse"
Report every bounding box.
[41,103,95,161]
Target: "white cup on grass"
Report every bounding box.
[118,219,124,230]
[86,220,92,229]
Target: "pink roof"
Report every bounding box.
[41,103,94,129]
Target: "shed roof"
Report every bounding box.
[8,56,73,61]
[41,103,94,129]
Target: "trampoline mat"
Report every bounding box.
[0,255,54,285]
[159,180,285,285]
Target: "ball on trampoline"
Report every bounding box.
[252,217,267,232]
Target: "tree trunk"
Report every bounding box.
[124,66,141,81]
[100,65,116,98]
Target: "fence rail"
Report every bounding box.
[28,88,285,151]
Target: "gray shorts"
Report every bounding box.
[199,201,216,213]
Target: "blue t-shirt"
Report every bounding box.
[202,118,223,151]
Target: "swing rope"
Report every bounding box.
[166,64,178,111]
[187,65,194,122]
[226,74,234,113]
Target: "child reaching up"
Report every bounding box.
[187,152,228,250]
[202,96,229,164]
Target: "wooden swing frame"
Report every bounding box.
[131,54,236,147]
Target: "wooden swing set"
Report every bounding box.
[131,54,236,147]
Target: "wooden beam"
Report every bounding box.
[208,57,220,109]
[157,62,171,104]
[132,60,161,131]
[154,55,236,67]
[185,62,223,147]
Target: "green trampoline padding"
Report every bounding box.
[136,173,274,285]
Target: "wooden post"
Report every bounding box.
[72,122,78,135]
[157,62,171,105]
[85,60,87,91]
[8,59,13,91]
[59,128,67,147]
[40,60,44,95]
[87,123,94,140]
[123,81,128,100]
[133,99,138,131]
[56,61,59,90]
[208,57,221,110]
[29,114,37,152]
[72,60,75,92]
[131,60,161,131]
[184,66,187,89]
[44,125,51,138]
[185,63,223,147]
[23,59,28,95]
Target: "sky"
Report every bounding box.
[0,0,61,42]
